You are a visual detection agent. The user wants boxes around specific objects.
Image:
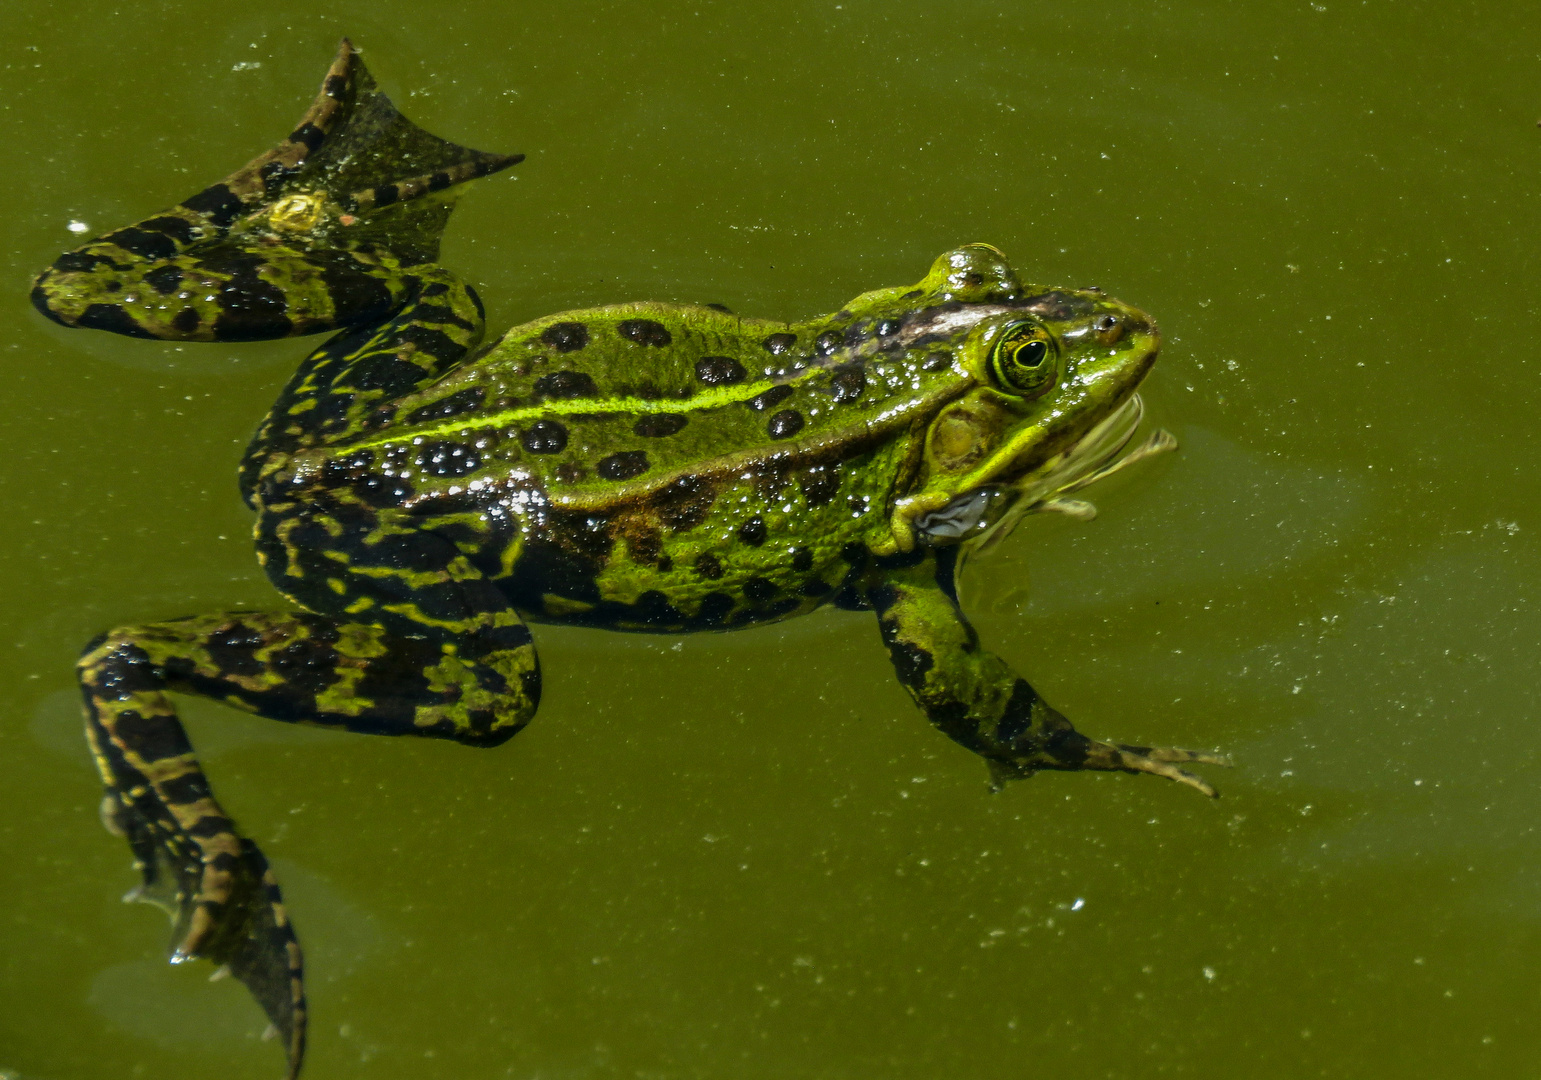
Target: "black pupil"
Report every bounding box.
[1013,338,1047,367]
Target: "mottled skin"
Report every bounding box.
[32,41,1223,1079]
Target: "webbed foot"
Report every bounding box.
[1102,743,1232,797]
[105,785,306,1078]
[987,728,1231,797]
[32,37,522,340]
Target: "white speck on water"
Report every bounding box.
[231,61,262,72]
[1070,898,1085,912]
[66,219,89,233]
[1203,966,1217,981]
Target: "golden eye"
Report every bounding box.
[989,322,1057,396]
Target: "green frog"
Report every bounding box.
[32,40,1224,1079]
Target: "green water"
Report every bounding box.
[4,1,1540,1077]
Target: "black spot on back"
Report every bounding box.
[738,516,767,546]
[534,370,599,399]
[767,409,804,440]
[542,322,589,352]
[815,332,841,356]
[830,364,866,403]
[791,547,813,572]
[705,302,733,313]
[696,356,746,386]
[762,332,796,355]
[696,553,724,580]
[596,450,650,480]
[633,413,688,438]
[619,319,672,347]
[749,385,793,411]
[521,420,568,454]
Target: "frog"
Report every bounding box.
[31,40,1225,1079]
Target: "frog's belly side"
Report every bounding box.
[494,472,885,633]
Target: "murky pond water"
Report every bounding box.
[4,1,1540,1077]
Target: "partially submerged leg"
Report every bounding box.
[866,551,1227,795]
[79,610,540,1079]
[31,38,519,342]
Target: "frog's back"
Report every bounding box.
[314,296,973,516]
[281,299,963,632]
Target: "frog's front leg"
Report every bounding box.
[79,610,540,1079]
[866,551,1226,796]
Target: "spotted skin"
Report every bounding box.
[34,39,1223,1080]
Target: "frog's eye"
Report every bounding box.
[989,321,1058,397]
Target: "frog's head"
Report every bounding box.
[887,245,1160,553]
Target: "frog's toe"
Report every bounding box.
[1110,743,1231,797]
[1118,744,1232,768]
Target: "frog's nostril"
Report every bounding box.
[1094,315,1118,332]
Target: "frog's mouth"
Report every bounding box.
[913,394,1175,557]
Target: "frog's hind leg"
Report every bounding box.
[237,260,488,503]
[31,38,521,340]
[79,610,540,1080]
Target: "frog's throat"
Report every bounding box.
[899,394,1156,553]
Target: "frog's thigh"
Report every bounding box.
[145,610,540,745]
[79,610,540,1074]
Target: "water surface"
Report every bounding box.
[3,1,1539,1077]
